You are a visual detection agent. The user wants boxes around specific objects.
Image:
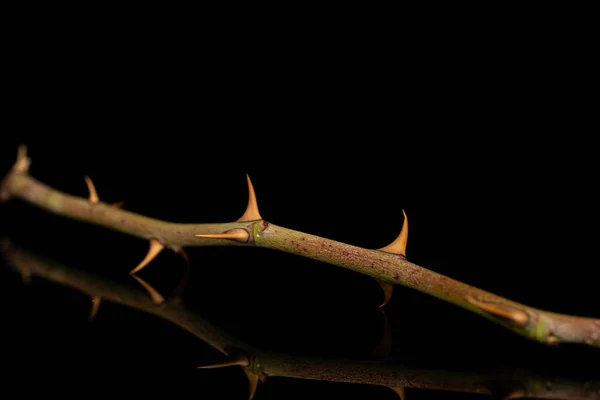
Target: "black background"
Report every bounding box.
[1,15,599,399]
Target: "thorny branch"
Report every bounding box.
[1,146,599,349]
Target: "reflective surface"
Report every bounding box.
[1,139,599,399]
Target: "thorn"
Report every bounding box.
[14,145,31,174]
[390,387,406,400]
[377,279,394,308]
[132,275,165,305]
[243,368,259,400]
[466,296,529,327]
[110,201,125,209]
[173,247,190,265]
[379,210,408,256]
[129,239,164,275]
[195,228,250,243]
[84,176,100,204]
[373,309,392,358]
[197,355,250,369]
[89,296,101,321]
[237,174,262,222]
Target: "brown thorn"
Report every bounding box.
[110,201,125,209]
[243,368,259,400]
[14,145,31,174]
[84,176,100,204]
[373,309,392,358]
[466,296,529,327]
[129,239,164,275]
[390,387,406,400]
[237,174,262,222]
[377,279,394,308]
[197,355,250,369]
[89,297,102,321]
[171,248,190,301]
[378,210,408,256]
[132,275,165,305]
[195,229,250,243]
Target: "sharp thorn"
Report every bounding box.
[237,174,262,222]
[132,275,165,305]
[390,387,406,400]
[377,279,394,308]
[378,210,408,256]
[110,201,125,209]
[84,176,100,204]
[14,144,31,174]
[197,355,250,369]
[89,296,101,321]
[243,368,259,400]
[195,229,249,243]
[129,239,164,275]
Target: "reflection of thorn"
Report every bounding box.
[237,174,262,222]
[89,297,101,321]
[172,254,190,302]
[132,275,165,305]
[466,296,529,327]
[195,229,250,243]
[390,387,406,400]
[129,239,164,275]
[197,355,250,369]
[243,368,259,400]
[377,279,394,308]
[84,176,100,204]
[373,309,392,358]
[379,210,408,256]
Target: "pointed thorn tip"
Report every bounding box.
[129,239,164,275]
[84,176,100,204]
[378,211,408,256]
[195,229,249,243]
[237,174,262,222]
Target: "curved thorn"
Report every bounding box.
[243,368,259,400]
[237,174,262,222]
[377,279,394,308]
[197,355,249,369]
[14,144,31,174]
[84,176,100,204]
[195,229,249,243]
[89,297,101,321]
[129,239,164,275]
[390,387,406,400]
[110,201,125,209]
[373,309,392,358]
[379,210,408,256]
[172,250,190,301]
[132,275,165,305]
[466,296,529,327]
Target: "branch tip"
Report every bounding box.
[378,210,408,256]
[129,239,165,275]
[84,176,100,204]
[237,174,262,222]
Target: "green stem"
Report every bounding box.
[3,243,599,399]
[1,156,599,348]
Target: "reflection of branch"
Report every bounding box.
[2,147,599,348]
[3,242,598,400]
